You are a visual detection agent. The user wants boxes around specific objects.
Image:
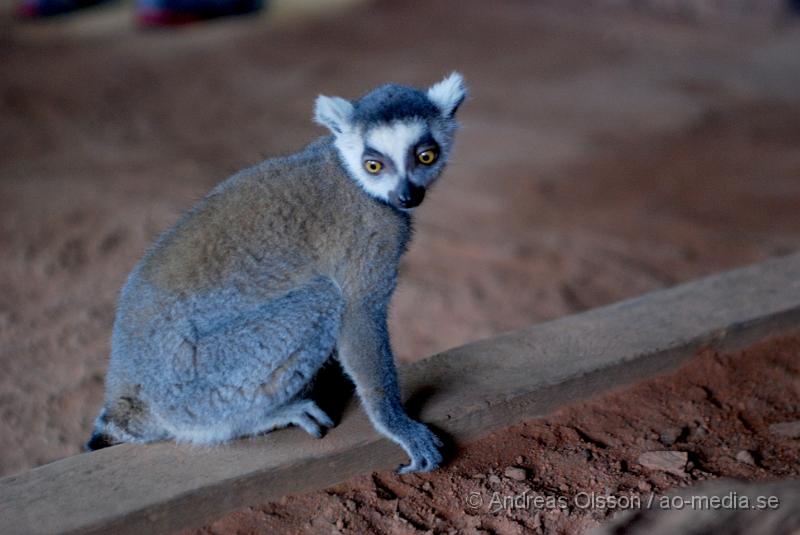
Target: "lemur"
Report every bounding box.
[87,73,467,473]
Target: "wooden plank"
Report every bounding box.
[2,253,800,535]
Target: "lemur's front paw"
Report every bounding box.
[395,420,443,474]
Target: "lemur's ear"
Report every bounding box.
[427,72,467,119]
[314,95,354,135]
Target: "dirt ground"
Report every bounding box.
[2,0,800,531]
[192,335,800,535]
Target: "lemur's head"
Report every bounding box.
[314,72,467,211]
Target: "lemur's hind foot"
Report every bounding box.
[264,399,335,439]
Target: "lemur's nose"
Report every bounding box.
[397,181,426,208]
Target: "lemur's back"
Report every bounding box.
[134,136,405,301]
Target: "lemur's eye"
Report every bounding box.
[417,149,438,165]
[364,160,383,174]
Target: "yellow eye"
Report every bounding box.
[364,160,383,174]
[417,149,438,165]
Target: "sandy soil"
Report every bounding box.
[192,335,800,534]
[1,0,800,526]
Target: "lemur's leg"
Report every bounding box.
[336,303,443,474]
[98,277,344,445]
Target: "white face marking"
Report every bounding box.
[334,119,426,203]
[366,120,425,177]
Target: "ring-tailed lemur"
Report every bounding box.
[87,73,467,473]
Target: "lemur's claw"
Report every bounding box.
[395,421,443,474]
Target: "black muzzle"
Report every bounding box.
[395,181,426,209]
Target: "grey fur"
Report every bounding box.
[91,73,467,474]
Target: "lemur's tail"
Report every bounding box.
[85,431,114,451]
[84,408,116,451]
